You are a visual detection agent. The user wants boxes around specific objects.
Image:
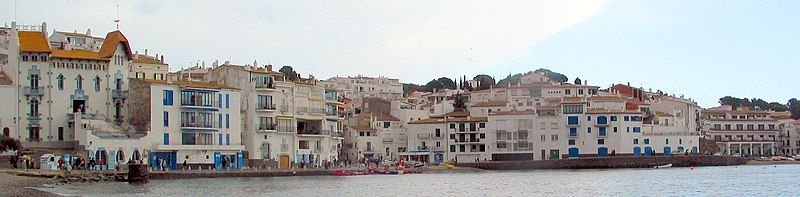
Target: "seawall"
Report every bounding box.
[149,169,333,180]
[456,155,747,170]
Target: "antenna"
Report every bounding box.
[114,4,120,30]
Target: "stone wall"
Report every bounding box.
[456,155,747,170]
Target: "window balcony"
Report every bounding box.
[567,116,580,127]
[23,86,45,97]
[309,107,325,115]
[180,122,218,131]
[569,129,579,138]
[112,89,129,99]
[277,126,296,133]
[258,124,277,131]
[383,137,394,143]
[26,113,42,121]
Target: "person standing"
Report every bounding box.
[183,160,187,170]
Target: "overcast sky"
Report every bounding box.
[2,1,798,107]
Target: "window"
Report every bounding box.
[541,134,546,142]
[568,140,575,145]
[587,116,592,121]
[624,116,629,121]
[551,134,558,141]
[679,139,682,144]
[565,89,571,95]
[599,127,606,136]
[479,123,485,128]
[155,134,171,148]
[563,105,584,114]
[613,127,618,133]
[225,94,230,108]
[598,139,604,145]
[163,111,169,127]
[569,128,577,136]
[383,122,390,128]
[218,114,223,128]
[163,90,174,105]
[567,116,579,125]
[450,124,455,129]
[225,114,230,128]
[610,116,617,121]
[299,140,310,149]
[226,134,230,145]
[76,75,83,90]
[56,74,64,90]
[587,127,592,133]
[435,129,441,138]
[665,139,669,144]
[94,76,101,92]
[470,123,477,131]
[480,133,485,139]
[633,127,641,133]
[633,139,639,144]
[644,139,650,144]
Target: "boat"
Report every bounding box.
[332,169,369,176]
[654,164,672,169]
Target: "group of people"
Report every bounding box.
[57,156,103,170]
[8,154,33,169]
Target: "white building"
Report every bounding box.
[322,75,403,100]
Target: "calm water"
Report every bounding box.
[42,164,800,196]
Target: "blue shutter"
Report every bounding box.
[225,94,230,109]
[218,114,223,128]
[218,94,222,108]
[226,114,230,128]
[218,134,223,145]
[226,134,230,145]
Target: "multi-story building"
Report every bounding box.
[406,111,486,163]
[206,63,342,168]
[322,75,403,100]
[2,22,132,153]
[702,105,784,156]
[131,50,169,81]
[781,120,800,156]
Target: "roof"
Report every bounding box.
[55,31,103,39]
[18,31,52,53]
[409,116,487,124]
[585,108,643,115]
[135,78,236,90]
[472,101,508,108]
[51,50,107,61]
[99,31,133,60]
[653,111,674,117]
[589,96,626,102]
[432,110,470,118]
[549,83,600,88]
[350,125,376,131]
[375,114,400,121]
[224,64,284,75]
[0,70,13,85]
[133,55,166,65]
[560,97,586,104]
[489,110,535,116]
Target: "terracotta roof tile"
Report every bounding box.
[654,111,674,117]
[51,50,107,61]
[350,125,376,131]
[134,78,236,90]
[99,31,133,59]
[589,95,626,102]
[133,55,166,65]
[489,110,535,116]
[585,108,642,114]
[18,31,52,53]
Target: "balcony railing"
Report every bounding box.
[181,121,217,129]
[383,137,394,143]
[296,106,308,113]
[258,124,277,131]
[255,83,276,90]
[309,107,324,114]
[277,125,295,133]
[112,89,129,99]
[24,86,45,96]
[256,104,276,111]
[26,113,42,121]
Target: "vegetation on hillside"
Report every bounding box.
[402,68,569,95]
[718,96,800,119]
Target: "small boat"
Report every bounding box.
[332,169,369,176]
[654,164,672,169]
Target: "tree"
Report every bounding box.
[789,98,800,120]
[402,83,425,96]
[473,74,495,90]
[0,136,21,153]
[719,96,751,110]
[574,77,582,85]
[278,66,299,81]
[453,93,467,111]
[425,80,444,91]
[533,68,568,83]
[436,77,456,89]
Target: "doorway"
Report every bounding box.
[279,155,290,168]
[72,100,86,113]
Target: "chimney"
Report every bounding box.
[266,64,273,71]
[145,49,148,57]
[160,55,164,63]
[86,29,91,36]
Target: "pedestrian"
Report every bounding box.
[183,160,187,170]
[10,155,17,169]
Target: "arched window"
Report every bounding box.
[117,150,126,162]
[2,127,9,137]
[132,150,141,161]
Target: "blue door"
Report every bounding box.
[691,147,698,154]
[597,147,608,157]
[677,146,685,153]
[237,152,244,169]
[150,152,178,170]
[644,147,652,156]
[569,148,579,158]
[214,152,222,170]
[663,147,671,156]
[633,147,641,157]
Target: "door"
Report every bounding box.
[279,155,290,168]
[663,147,671,156]
[434,153,444,163]
[598,147,608,157]
[644,147,652,156]
[549,150,560,160]
[214,152,222,170]
[633,147,641,157]
[237,152,244,169]
[72,100,86,113]
[568,148,579,158]
[261,143,271,160]
[691,147,698,154]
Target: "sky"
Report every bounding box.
[1,0,798,108]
